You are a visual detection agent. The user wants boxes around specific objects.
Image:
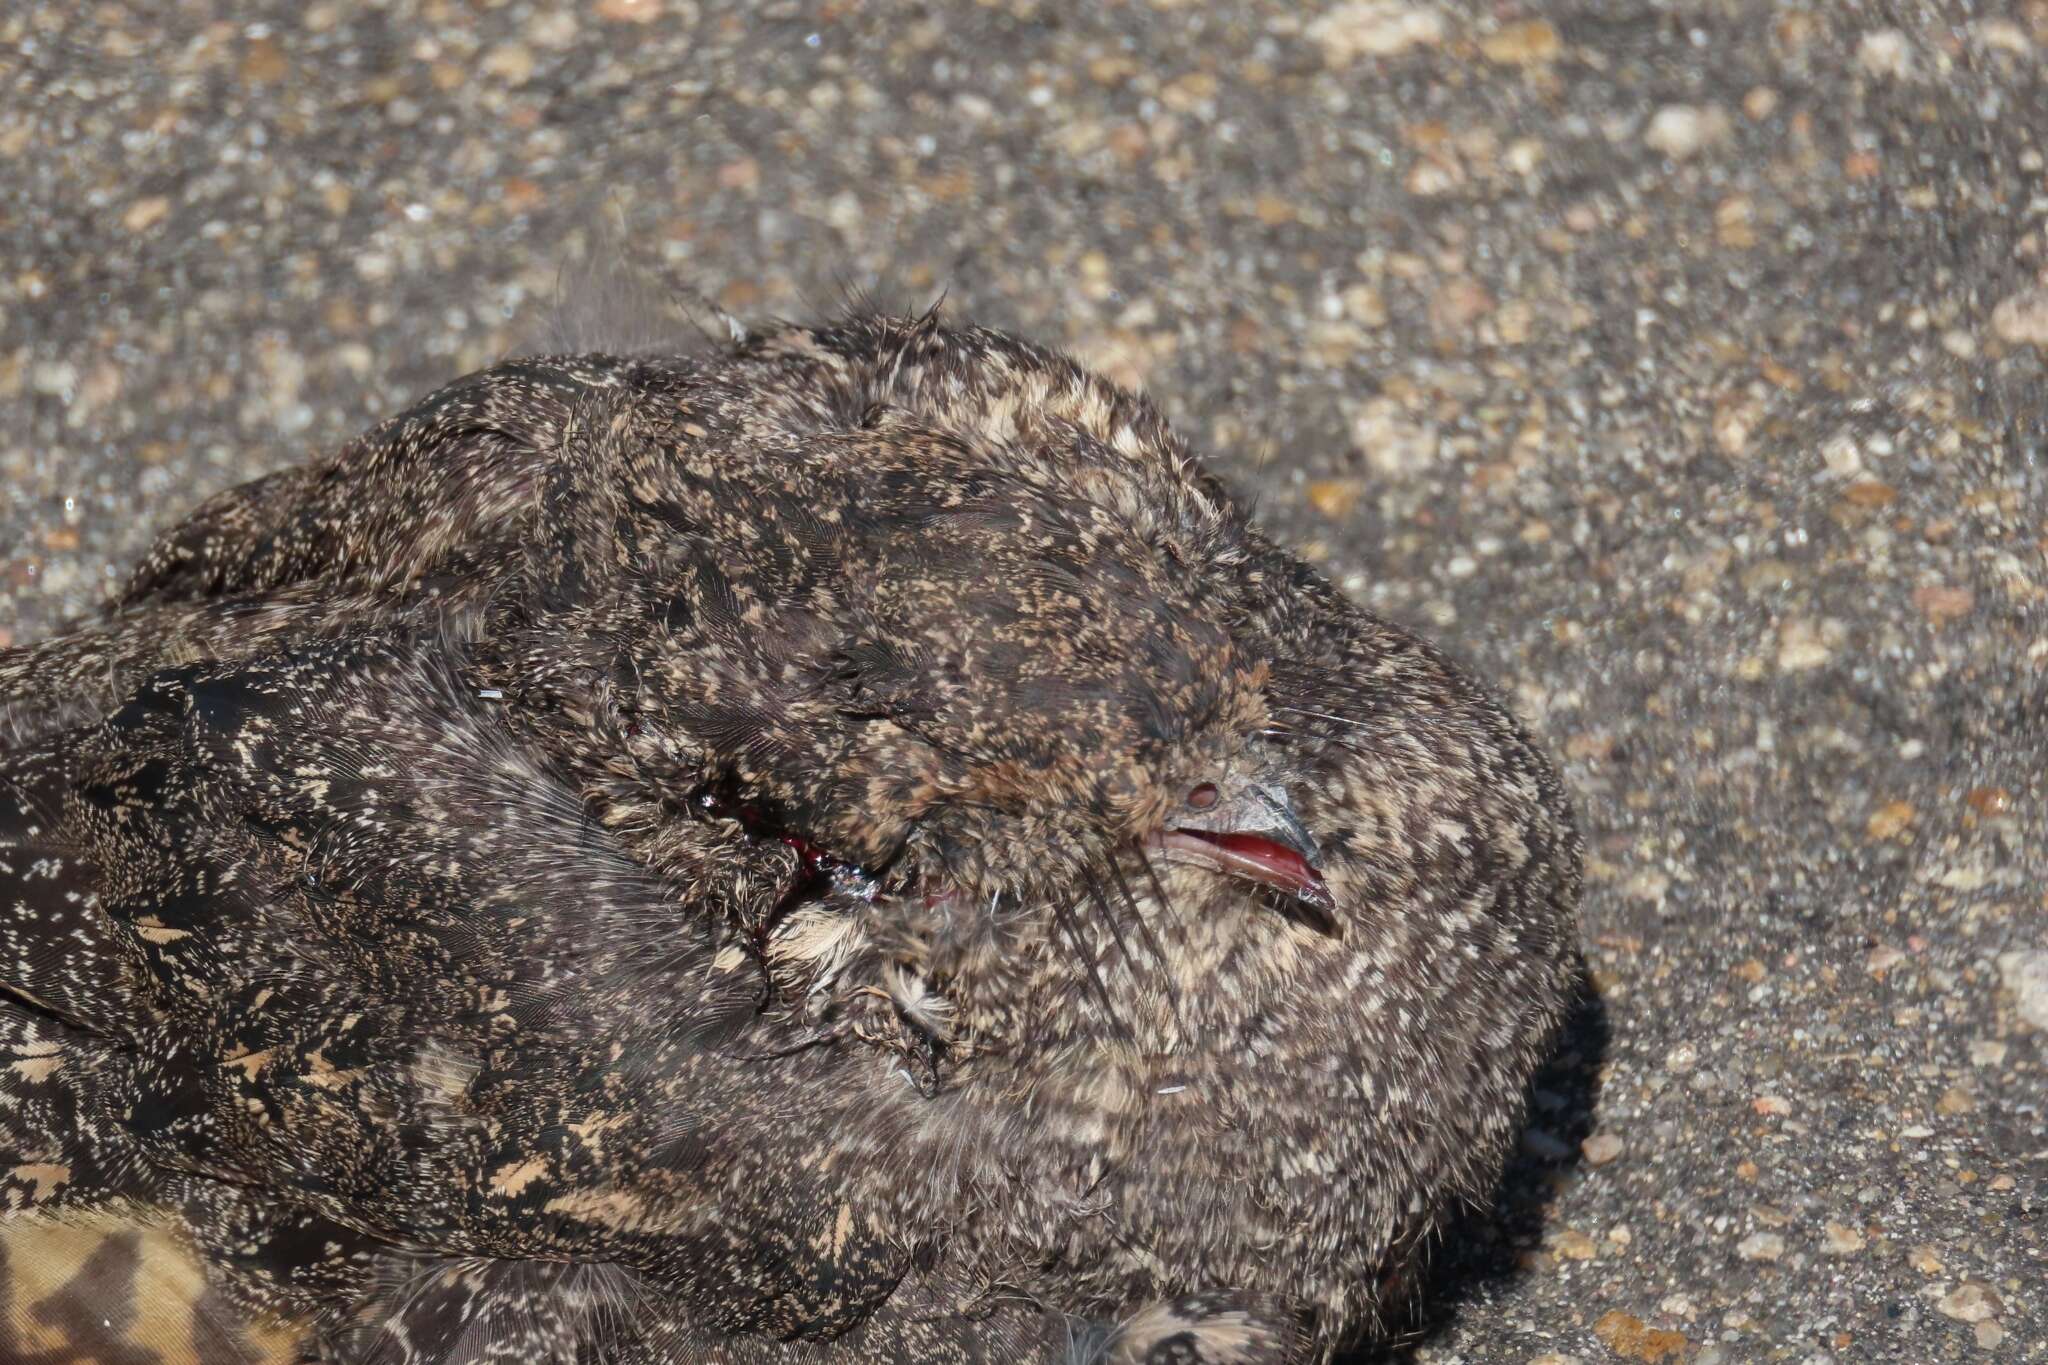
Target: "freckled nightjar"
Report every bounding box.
[0,308,1580,1364]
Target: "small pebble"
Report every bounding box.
[1478,19,1561,66]
[1865,801,1914,840]
[1712,396,1758,457]
[1963,786,2011,816]
[1990,287,2048,349]
[1935,1282,2001,1324]
[1552,1227,1597,1260]
[1822,1222,1866,1255]
[481,42,537,84]
[1973,20,2033,57]
[122,196,171,234]
[1348,398,1437,477]
[30,361,77,397]
[1912,585,1974,626]
[1857,29,1915,78]
[1776,618,1834,672]
[594,0,665,21]
[1642,104,1730,161]
[1305,2,1445,64]
[1582,1133,1625,1166]
[1995,950,2048,1029]
[1304,480,1363,520]
[1736,1231,1785,1262]
[1593,1311,1690,1363]
[1820,431,1863,477]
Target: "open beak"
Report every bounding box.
[1145,779,1339,935]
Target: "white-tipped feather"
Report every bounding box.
[881,961,955,1042]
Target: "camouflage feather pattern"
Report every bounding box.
[0,312,1579,1363]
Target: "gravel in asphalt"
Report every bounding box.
[3,2,2043,1360]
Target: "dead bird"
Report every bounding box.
[0,310,1582,1363]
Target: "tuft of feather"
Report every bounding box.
[880,962,955,1044]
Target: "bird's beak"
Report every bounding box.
[1146,779,1339,934]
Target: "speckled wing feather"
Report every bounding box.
[3,634,1297,1364]
[123,358,649,606]
[1,637,804,1360]
[0,353,642,745]
[1,741,319,1362]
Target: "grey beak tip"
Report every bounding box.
[1251,782,1322,868]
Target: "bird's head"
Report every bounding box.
[506,319,1389,1073]
[583,403,1338,970]
[795,482,1333,928]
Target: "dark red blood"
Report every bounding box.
[697,786,849,890]
[781,833,830,875]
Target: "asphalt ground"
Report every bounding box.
[2,2,2044,1360]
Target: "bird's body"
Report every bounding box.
[0,312,1580,1363]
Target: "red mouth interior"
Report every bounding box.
[1156,828,1336,912]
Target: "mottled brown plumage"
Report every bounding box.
[0,310,1580,1363]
